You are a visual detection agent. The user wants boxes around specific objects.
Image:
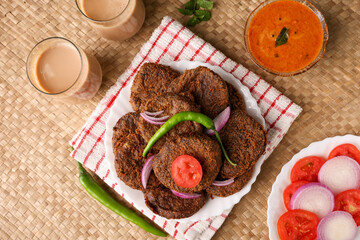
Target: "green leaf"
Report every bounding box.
[196,0,213,10]
[275,27,289,47]
[70,146,74,151]
[185,0,196,10]
[187,16,201,27]
[194,10,211,21]
[177,8,193,16]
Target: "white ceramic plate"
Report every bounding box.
[267,135,360,239]
[104,60,265,222]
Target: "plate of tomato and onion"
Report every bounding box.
[267,135,360,240]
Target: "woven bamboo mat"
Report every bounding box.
[0,0,359,239]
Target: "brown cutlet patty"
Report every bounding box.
[167,66,230,119]
[206,167,254,197]
[219,109,267,179]
[226,82,246,111]
[112,112,157,191]
[139,93,202,152]
[144,177,207,219]
[130,63,180,111]
[112,112,139,148]
[152,133,222,193]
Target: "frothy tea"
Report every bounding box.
[80,0,127,21]
[77,0,145,41]
[27,37,102,102]
[35,42,81,93]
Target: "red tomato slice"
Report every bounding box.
[328,143,360,164]
[283,181,309,210]
[334,189,360,226]
[290,156,326,182]
[277,209,319,240]
[171,155,203,188]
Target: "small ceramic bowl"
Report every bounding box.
[244,0,329,76]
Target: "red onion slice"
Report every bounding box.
[205,106,231,135]
[212,178,234,186]
[318,156,360,195]
[170,190,201,199]
[141,112,169,121]
[290,182,334,219]
[317,211,357,240]
[144,110,164,116]
[141,155,155,189]
[140,113,166,125]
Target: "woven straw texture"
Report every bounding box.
[1,0,359,240]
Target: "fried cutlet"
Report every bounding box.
[226,82,246,111]
[206,167,254,197]
[167,66,230,119]
[152,133,222,193]
[219,109,267,179]
[112,112,157,191]
[112,112,138,148]
[130,63,181,111]
[144,177,207,219]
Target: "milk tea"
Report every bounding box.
[35,41,82,93]
[76,0,145,41]
[27,37,102,102]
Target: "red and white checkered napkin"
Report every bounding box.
[70,16,302,239]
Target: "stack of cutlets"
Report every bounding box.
[112,63,267,219]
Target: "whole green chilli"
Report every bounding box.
[142,111,236,166]
[77,162,167,237]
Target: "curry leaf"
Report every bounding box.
[185,0,196,10]
[195,10,211,21]
[275,27,289,47]
[196,0,213,10]
[177,8,194,15]
[187,16,201,27]
[179,0,214,27]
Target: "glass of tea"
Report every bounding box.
[75,0,146,41]
[26,37,102,103]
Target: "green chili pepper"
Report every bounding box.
[77,162,167,237]
[142,111,236,166]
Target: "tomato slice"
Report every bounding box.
[328,143,360,164]
[334,189,360,226]
[283,181,309,210]
[290,156,326,182]
[277,209,319,240]
[171,155,203,188]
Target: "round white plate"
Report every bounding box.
[104,60,265,222]
[267,134,360,239]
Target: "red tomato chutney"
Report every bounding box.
[248,0,324,73]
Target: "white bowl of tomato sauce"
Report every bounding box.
[244,0,329,76]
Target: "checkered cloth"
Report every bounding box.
[70,16,302,239]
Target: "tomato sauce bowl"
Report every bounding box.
[244,0,329,76]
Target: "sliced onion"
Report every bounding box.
[205,106,231,135]
[140,113,166,125]
[290,182,334,219]
[144,110,164,116]
[141,112,169,121]
[318,156,360,195]
[212,178,234,186]
[170,190,201,199]
[317,211,357,240]
[141,155,155,189]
